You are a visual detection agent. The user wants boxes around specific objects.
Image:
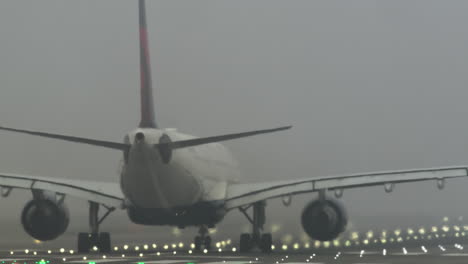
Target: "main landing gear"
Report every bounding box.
[78,202,115,253]
[194,225,212,251]
[238,201,272,253]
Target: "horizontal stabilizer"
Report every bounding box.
[156,125,292,150]
[0,126,129,150]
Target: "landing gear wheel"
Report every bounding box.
[204,236,212,250]
[239,233,251,253]
[99,232,111,253]
[194,236,202,251]
[78,233,90,253]
[77,232,111,253]
[260,233,272,253]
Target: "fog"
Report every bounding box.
[0,0,468,248]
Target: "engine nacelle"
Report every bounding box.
[301,198,348,241]
[21,199,70,241]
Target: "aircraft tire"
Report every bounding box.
[204,236,212,250]
[78,233,90,253]
[239,233,251,253]
[260,233,272,253]
[194,236,202,251]
[99,232,111,253]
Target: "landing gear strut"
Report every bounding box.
[194,225,212,251]
[77,201,115,253]
[239,201,272,253]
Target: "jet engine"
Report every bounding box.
[21,198,70,241]
[301,198,347,241]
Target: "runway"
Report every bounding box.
[3,243,468,264]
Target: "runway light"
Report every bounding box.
[383,249,386,256]
[102,255,107,259]
[232,247,237,252]
[432,226,438,233]
[442,225,450,232]
[121,254,125,258]
[271,245,275,250]
[33,251,37,255]
[92,246,98,251]
[402,247,408,255]
[152,244,157,249]
[216,242,221,248]
[163,245,169,250]
[227,239,232,245]
[203,249,208,254]
[114,247,118,251]
[314,241,321,248]
[156,252,161,256]
[124,245,129,250]
[69,250,74,254]
[360,250,365,258]
[323,241,330,248]
[190,243,195,249]
[293,243,299,250]
[171,244,177,249]
[83,256,87,260]
[60,248,65,253]
[25,249,29,254]
[188,250,193,254]
[439,245,446,252]
[418,228,426,235]
[62,258,66,261]
[218,248,222,252]
[135,246,140,251]
[407,228,414,235]
[304,242,310,249]
[282,245,288,251]
[421,246,427,253]
[10,251,14,255]
[144,244,149,250]
[366,231,374,239]
[394,229,401,236]
[363,239,369,245]
[139,253,144,257]
[178,243,184,248]
[173,251,177,255]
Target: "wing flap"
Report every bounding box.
[0,173,124,208]
[225,166,468,209]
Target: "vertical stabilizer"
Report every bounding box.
[138,0,157,128]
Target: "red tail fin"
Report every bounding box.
[138,0,157,128]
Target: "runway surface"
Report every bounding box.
[3,243,468,264]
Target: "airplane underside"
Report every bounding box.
[127,201,226,227]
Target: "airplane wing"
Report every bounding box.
[0,173,124,208]
[225,166,468,210]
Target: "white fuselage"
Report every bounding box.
[120,128,241,209]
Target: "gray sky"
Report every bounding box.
[1,0,468,248]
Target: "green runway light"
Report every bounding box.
[88,262,97,264]
[137,262,145,264]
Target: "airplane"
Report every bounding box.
[0,0,467,254]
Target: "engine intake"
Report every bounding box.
[21,199,70,241]
[301,198,347,241]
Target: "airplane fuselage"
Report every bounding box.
[120,128,241,226]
